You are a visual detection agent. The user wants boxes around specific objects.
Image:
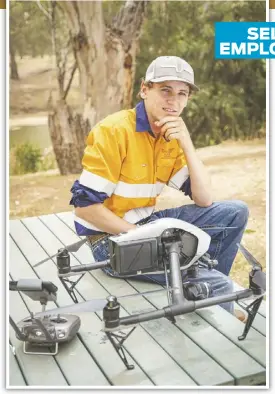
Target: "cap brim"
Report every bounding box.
[148,76,199,92]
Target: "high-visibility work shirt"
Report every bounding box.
[70,101,190,235]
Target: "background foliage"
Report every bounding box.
[10,1,51,58]
[11,143,42,174]
[10,1,266,151]
[10,142,57,175]
[133,1,266,147]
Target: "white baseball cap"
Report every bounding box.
[145,56,199,91]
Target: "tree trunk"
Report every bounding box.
[48,99,90,175]
[48,0,146,174]
[10,40,19,80]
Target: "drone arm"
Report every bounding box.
[119,308,166,326]
[119,288,253,327]
[118,302,195,327]
[59,260,110,276]
[194,289,253,309]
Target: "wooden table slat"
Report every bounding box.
[8,347,26,387]
[196,307,266,367]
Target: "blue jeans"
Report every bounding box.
[91,200,249,314]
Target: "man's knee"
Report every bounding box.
[229,200,249,218]
[213,200,249,226]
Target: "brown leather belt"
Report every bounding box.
[86,233,110,247]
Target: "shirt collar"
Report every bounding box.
[135,101,154,137]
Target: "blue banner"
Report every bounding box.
[215,22,275,59]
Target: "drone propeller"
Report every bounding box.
[34,287,177,318]
[237,243,266,291]
[35,298,107,317]
[237,243,262,269]
[33,238,87,268]
[201,226,237,230]
[197,226,239,233]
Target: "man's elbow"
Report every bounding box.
[201,200,213,208]
[193,197,213,208]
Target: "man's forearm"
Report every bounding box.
[180,138,213,207]
[155,115,213,207]
[75,204,137,234]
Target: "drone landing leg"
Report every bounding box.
[166,315,176,324]
[59,275,84,303]
[238,296,264,340]
[106,327,136,370]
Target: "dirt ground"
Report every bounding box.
[9,139,266,288]
[9,56,266,288]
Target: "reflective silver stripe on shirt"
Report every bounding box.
[168,165,189,189]
[79,169,116,196]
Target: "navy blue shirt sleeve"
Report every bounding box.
[179,176,193,200]
[69,180,109,207]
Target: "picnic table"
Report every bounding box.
[9,212,267,387]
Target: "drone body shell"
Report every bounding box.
[109,218,211,271]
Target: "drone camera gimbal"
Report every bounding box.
[108,227,198,276]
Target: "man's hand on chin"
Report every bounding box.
[154,116,193,150]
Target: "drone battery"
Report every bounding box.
[109,238,159,276]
